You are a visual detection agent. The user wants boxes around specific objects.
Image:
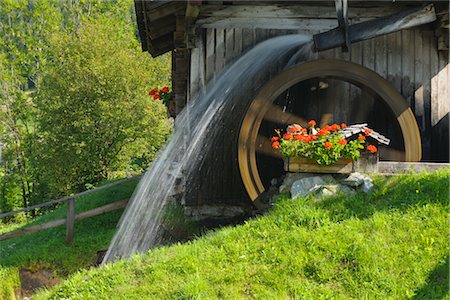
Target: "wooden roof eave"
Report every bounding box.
[135,0,186,57]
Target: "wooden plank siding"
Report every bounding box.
[185,25,449,205]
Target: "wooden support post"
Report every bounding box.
[66,198,75,245]
[314,4,436,52]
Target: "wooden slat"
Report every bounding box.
[401,30,415,107]
[359,38,375,123]
[225,28,235,63]
[241,28,255,52]
[189,34,202,99]
[413,29,426,156]
[0,219,66,241]
[205,28,215,83]
[430,36,440,127]
[349,41,362,124]
[233,28,243,56]
[215,28,225,74]
[421,29,432,160]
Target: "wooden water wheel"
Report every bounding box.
[238,59,422,202]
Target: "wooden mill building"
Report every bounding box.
[135,1,449,211]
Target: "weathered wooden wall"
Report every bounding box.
[186,24,449,205]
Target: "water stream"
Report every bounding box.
[103,35,315,263]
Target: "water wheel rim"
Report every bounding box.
[238,59,422,202]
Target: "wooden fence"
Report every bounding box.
[0,175,142,245]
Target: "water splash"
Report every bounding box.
[103,35,314,263]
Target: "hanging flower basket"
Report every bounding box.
[272,121,388,174]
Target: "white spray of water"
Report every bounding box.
[103,35,314,263]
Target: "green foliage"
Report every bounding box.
[34,18,171,195]
[34,171,449,299]
[0,267,20,300]
[0,177,139,299]
[0,0,172,214]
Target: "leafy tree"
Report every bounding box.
[34,18,171,195]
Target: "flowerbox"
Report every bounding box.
[284,157,353,173]
[284,152,379,174]
[273,121,386,174]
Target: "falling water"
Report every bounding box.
[103,35,315,263]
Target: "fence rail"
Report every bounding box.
[0,174,142,245]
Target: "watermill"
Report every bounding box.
[135,1,449,213]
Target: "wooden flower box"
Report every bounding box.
[284,153,379,174]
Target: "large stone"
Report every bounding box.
[341,172,365,187]
[311,184,356,199]
[279,173,311,193]
[290,176,327,199]
[360,177,374,193]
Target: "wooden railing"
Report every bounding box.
[0,174,142,245]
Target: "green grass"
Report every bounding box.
[34,170,449,299]
[0,177,139,299]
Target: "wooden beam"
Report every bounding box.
[314,4,436,51]
[197,17,338,30]
[378,162,450,174]
[198,4,406,19]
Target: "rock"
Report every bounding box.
[360,177,374,193]
[341,172,365,187]
[338,184,356,195]
[313,186,335,198]
[279,173,311,193]
[311,184,356,199]
[290,176,326,199]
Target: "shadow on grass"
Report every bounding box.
[411,255,449,299]
[315,171,449,221]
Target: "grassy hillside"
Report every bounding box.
[0,178,139,299]
[35,170,449,299]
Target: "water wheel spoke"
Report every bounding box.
[262,104,306,126]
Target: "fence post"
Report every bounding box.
[66,197,75,245]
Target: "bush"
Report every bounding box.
[34,17,172,195]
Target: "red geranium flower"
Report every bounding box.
[331,124,340,131]
[338,138,348,145]
[367,145,378,153]
[149,88,158,96]
[272,141,280,149]
[324,141,333,149]
[308,120,316,127]
[283,133,293,140]
[364,129,372,136]
[318,129,329,136]
[358,134,366,141]
[153,94,160,100]
[341,123,347,129]
[162,86,169,93]
[271,136,279,142]
[289,127,297,133]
